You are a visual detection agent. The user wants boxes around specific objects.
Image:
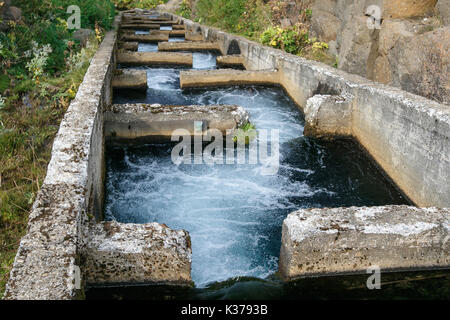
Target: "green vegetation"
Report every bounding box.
[234,122,257,145]
[192,0,271,39]
[0,0,116,298]
[176,0,192,19]
[113,0,168,10]
[188,0,335,65]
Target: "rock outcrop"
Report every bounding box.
[310,0,449,104]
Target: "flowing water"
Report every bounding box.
[99,33,417,298]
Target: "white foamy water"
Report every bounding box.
[108,49,406,287]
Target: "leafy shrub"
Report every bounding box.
[260,24,333,64]
[25,42,53,82]
[113,0,168,10]
[260,25,309,54]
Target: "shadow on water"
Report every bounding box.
[86,270,450,300]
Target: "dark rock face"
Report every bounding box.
[0,1,22,31]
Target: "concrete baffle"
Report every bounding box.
[279,206,450,280]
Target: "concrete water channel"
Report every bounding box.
[4,10,450,300]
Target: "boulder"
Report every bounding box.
[0,4,21,31]
[388,26,450,104]
[73,29,95,47]
[337,16,375,77]
[311,9,341,42]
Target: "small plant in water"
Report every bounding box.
[233,122,257,144]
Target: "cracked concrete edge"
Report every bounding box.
[3,16,121,300]
[81,220,192,286]
[279,205,450,280]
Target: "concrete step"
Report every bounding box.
[121,23,161,30]
[216,55,246,68]
[185,33,204,41]
[105,104,250,143]
[279,206,450,280]
[117,51,193,66]
[84,220,192,286]
[120,33,169,43]
[172,24,186,30]
[117,41,138,51]
[112,70,147,90]
[158,41,221,52]
[122,20,180,26]
[151,30,186,36]
[179,69,280,89]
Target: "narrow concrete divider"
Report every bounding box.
[185,33,204,41]
[117,51,193,66]
[151,29,186,36]
[279,206,450,280]
[121,33,169,43]
[158,41,222,53]
[216,55,246,68]
[179,69,280,89]
[112,70,147,90]
[123,20,179,26]
[118,41,138,51]
[105,103,250,144]
[121,24,160,30]
[83,221,192,286]
[173,24,186,30]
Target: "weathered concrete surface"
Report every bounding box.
[185,33,204,41]
[279,206,450,280]
[158,41,222,53]
[117,51,193,66]
[82,221,192,286]
[105,103,250,143]
[121,33,169,43]
[120,23,160,30]
[303,94,354,138]
[152,29,186,36]
[112,70,147,90]
[216,55,246,68]
[122,20,179,26]
[118,41,138,51]
[168,12,450,207]
[179,69,280,89]
[4,16,121,300]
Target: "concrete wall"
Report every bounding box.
[3,18,119,300]
[171,12,450,208]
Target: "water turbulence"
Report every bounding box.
[107,45,408,291]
